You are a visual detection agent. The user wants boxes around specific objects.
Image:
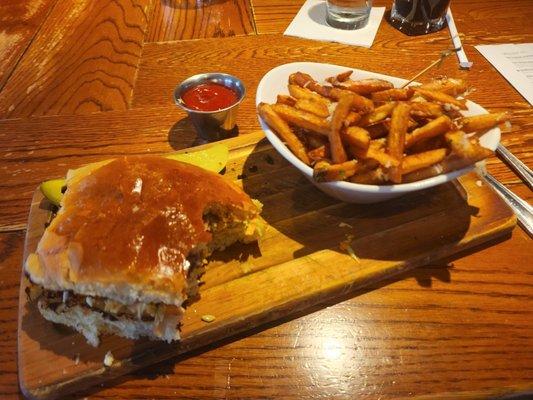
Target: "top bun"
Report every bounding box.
[25,156,261,306]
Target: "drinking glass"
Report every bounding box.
[326,0,372,30]
[389,0,451,35]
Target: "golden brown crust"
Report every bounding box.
[27,156,260,305]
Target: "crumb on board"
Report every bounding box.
[103,351,114,367]
[338,222,353,228]
[201,314,216,323]
[240,263,252,274]
[339,234,360,263]
[476,180,483,187]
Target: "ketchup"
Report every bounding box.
[181,83,239,111]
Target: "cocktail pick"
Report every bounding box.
[400,47,461,88]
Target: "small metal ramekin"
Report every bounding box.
[174,73,245,142]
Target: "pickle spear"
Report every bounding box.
[165,143,229,173]
[40,179,66,206]
[40,144,229,206]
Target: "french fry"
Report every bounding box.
[288,84,331,105]
[342,126,371,150]
[444,130,484,159]
[331,78,394,95]
[258,103,310,165]
[370,137,386,149]
[371,88,414,102]
[350,167,388,184]
[408,101,443,118]
[336,70,353,82]
[351,140,400,168]
[413,87,467,110]
[387,102,411,183]
[329,95,352,163]
[308,145,330,163]
[289,72,374,113]
[402,148,493,183]
[359,102,396,126]
[295,98,330,118]
[464,142,493,161]
[277,94,296,106]
[418,78,468,96]
[344,111,362,127]
[382,117,418,132]
[408,135,446,154]
[458,112,510,133]
[289,72,332,98]
[271,104,330,135]
[401,148,447,175]
[405,115,452,149]
[313,159,359,182]
[333,88,374,113]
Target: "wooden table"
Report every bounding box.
[1,0,532,398]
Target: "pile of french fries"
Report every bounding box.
[258,71,510,185]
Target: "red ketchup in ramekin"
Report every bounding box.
[181,83,239,112]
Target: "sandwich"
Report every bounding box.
[24,155,263,346]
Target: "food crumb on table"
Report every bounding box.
[103,351,114,367]
[202,314,216,323]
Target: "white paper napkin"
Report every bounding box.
[284,0,385,48]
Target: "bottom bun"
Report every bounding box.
[38,301,180,347]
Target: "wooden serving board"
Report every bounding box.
[18,132,516,399]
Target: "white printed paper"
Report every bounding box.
[476,43,533,105]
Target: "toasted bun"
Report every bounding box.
[26,156,262,306]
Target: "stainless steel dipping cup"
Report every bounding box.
[174,73,245,142]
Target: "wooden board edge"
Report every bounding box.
[17,206,516,399]
[412,384,533,400]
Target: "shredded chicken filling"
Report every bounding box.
[26,284,181,323]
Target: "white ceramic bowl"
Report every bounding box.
[256,62,500,203]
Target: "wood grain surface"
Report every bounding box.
[0,0,532,398]
[0,0,151,118]
[0,0,58,91]
[17,133,516,399]
[147,0,255,41]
